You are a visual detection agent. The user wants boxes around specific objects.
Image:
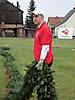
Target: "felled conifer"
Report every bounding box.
[16,60,57,100]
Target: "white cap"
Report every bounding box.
[32,8,44,16]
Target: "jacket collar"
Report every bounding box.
[37,21,45,29]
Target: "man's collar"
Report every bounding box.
[37,21,45,29]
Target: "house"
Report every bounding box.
[51,7,75,38]
[0,0,25,37]
[47,16,64,27]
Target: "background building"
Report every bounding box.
[51,7,75,38]
[0,0,25,37]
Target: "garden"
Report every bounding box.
[0,37,75,100]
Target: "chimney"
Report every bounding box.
[55,16,58,18]
[73,7,75,10]
[17,1,20,9]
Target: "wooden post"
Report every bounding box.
[1,22,5,32]
[6,66,9,94]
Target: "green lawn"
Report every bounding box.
[0,37,75,100]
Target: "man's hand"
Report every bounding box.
[35,61,43,71]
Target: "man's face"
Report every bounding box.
[33,14,44,25]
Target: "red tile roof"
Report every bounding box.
[48,16,64,25]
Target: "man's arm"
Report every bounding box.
[40,45,49,63]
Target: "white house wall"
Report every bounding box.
[55,12,75,36]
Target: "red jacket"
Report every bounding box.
[34,21,54,64]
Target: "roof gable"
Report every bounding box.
[0,0,23,12]
[0,0,23,24]
[7,1,23,12]
[48,16,64,25]
[52,7,75,28]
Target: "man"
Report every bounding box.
[16,9,56,99]
[32,8,54,70]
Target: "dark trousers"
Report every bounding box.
[48,59,53,67]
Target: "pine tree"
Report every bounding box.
[25,0,36,29]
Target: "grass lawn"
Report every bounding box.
[0,37,75,100]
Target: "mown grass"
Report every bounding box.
[0,37,75,100]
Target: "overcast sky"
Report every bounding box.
[9,0,75,21]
